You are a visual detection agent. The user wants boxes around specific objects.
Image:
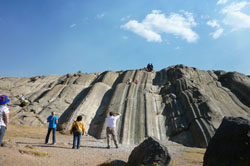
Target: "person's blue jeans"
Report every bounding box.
[45,128,56,144]
[72,132,82,149]
[0,126,6,147]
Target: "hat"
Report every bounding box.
[0,95,10,105]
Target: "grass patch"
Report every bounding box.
[181,148,205,165]
[169,160,175,166]
[25,145,35,150]
[5,124,48,139]
[19,149,48,157]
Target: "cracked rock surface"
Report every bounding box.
[1,65,250,147]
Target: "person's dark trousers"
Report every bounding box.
[45,128,56,144]
[0,126,6,147]
[72,132,82,149]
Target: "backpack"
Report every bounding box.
[72,122,78,132]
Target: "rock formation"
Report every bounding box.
[203,116,250,166]
[1,65,250,147]
[127,137,172,166]
[127,137,171,166]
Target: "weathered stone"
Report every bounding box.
[0,65,250,147]
[127,137,171,166]
[203,116,250,166]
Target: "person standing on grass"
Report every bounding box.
[106,112,121,149]
[45,112,58,145]
[0,95,10,147]
[70,115,87,149]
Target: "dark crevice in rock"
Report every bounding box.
[57,87,91,130]
[34,90,49,103]
[88,89,114,138]
[3,64,250,148]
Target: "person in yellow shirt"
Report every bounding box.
[70,116,87,149]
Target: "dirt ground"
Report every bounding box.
[0,125,205,166]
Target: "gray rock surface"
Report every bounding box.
[127,137,171,166]
[1,65,250,147]
[203,116,250,166]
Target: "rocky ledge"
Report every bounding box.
[1,65,250,147]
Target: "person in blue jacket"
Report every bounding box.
[45,112,58,145]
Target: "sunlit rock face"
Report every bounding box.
[2,65,250,147]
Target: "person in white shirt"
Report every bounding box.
[0,95,10,147]
[105,112,121,149]
[20,95,25,103]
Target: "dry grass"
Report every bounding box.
[180,148,205,165]
[5,124,48,139]
[19,149,48,157]
[3,124,205,166]
[25,145,35,149]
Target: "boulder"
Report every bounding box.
[127,137,171,166]
[203,116,250,166]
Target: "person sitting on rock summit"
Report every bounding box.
[105,112,121,149]
[146,63,153,72]
[147,63,150,71]
[150,63,154,71]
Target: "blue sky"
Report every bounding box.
[0,0,250,77]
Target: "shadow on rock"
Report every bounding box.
[98,160,126,166]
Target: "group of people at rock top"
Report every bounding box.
[147,63,154,72]
[1,95,121,150]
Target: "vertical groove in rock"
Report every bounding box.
[3,65,250,147]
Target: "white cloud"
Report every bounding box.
[201,15,210,20]
[121,15,131,21]
[207,20,220,28]
[221,2,250,31]
[70,24,76,28]
[121,10,199,43]
[122,20,162,42]
[217,0,228,5]
[96,13,105,19]
[211,28,224,39]
[207,20,224,39]
[221,2,249,13]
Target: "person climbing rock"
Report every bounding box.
[127,79,132,84]
[20,94,28,107]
